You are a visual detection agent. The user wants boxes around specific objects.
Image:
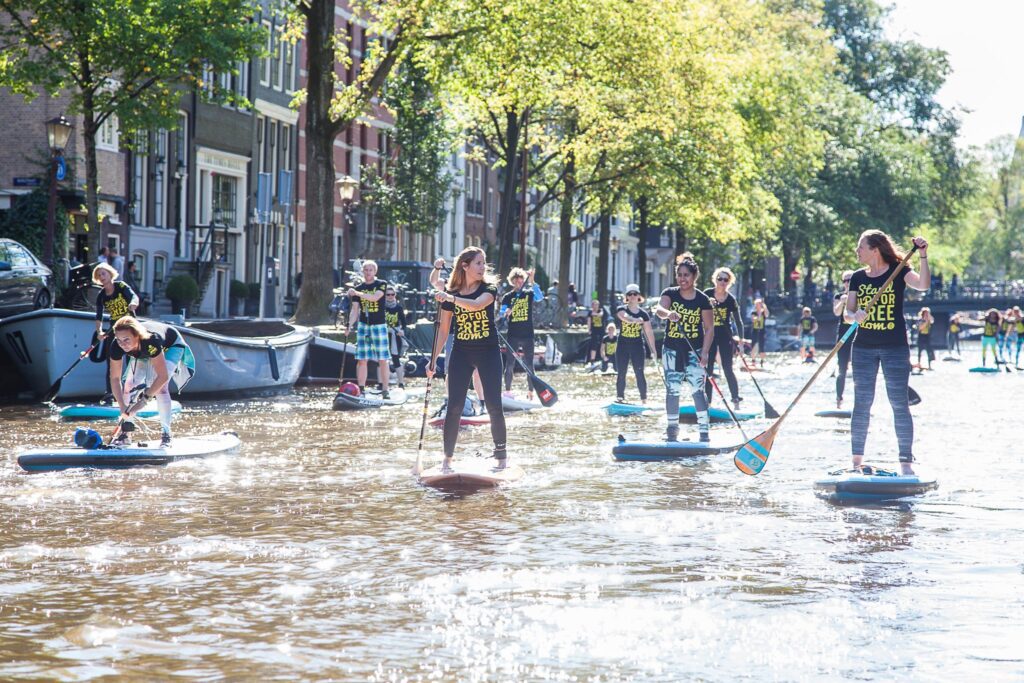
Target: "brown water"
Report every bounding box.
[1,348,1023,681]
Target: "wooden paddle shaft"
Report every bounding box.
[778,244,919,423]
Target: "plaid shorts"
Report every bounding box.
[356,322,390,361]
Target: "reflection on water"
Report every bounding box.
[2,346,1023,680]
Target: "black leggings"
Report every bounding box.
[444,344,506,457]
[917,333,934,365]
[587,333,603,361]
[836,337,852,402]
[503,334,535,392]
[615,343,647,400]
[704,334,738,402]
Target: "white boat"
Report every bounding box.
[0,309,312,400]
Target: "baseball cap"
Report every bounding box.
[624,283,641,295]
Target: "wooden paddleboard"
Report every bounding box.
[418,460,524,490]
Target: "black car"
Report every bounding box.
[0,238,53,317]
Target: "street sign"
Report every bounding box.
[790,269,801,281]
[56,156,67,181]
[12,177,41,187]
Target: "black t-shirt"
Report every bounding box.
[834,293,852,340]
[602,334,618,357]
[502,288,535,338]
[849,264,909,347]
[442,283,499,349]
[703,288,738,340]
[615,306,650,347]
[799,316,817,334]
[96,281,138,323]
[661,287,713,352]
[751,310,767,330]
[585,307,610,336]
[109,322,180,361]
[384,304,407,330]
[351,279,389,325]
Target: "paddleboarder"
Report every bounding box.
[703,267,743,410]
[431,257,488,411]
[798,307,818,362]
[600,322,618,372]
[347,260,392,398]
[108,317,195,447]
[501,267,543,400]
[1014,307,1024,368]
[583,298,612,370]
[844,231,929,475]
[614,284,658,404]
[947,313,962,357]
[428,247,508,472]
[93,262,140,404]
[655,257,714,443]
[981,308,1000,367]
[749,298,769,367]
[384,286,408,388]
[833,270,854,409]
[916,307,935,370]
[998,308,1014,360]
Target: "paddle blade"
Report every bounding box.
[734,428,777,476]
[535,379,558,407]
[40,379,62,404]
[763,401,781,419]
[908,386,921,406]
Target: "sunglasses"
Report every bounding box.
[716,277,729,282]
[385,293,396,297]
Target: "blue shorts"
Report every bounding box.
[356,323,390,361]
[801,333,815,348]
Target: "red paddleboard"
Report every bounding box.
[428,414,491,428]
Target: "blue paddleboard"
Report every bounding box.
[612,435,723,461]
[815,409,852,419]
[814,467,937,504]
[60,401,183,420]
[17,432,240,472]
[969,367,999,373]
[606,402,757,421]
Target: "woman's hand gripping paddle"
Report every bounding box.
[41,329,112,403]
[735,245,919,476]
[495,329,558,407]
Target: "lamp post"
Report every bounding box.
[336,174,359,268]
[610,235,620,304]
[44,114,74,266]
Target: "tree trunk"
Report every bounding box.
[782,240,800,297]
[81,88,100,262]
[294,0,339,326]
[636,196,649,292]
[556,150,576,326]
[495,109,522,278]
[596,211,610,308]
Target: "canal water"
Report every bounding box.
[1,345,1022,681]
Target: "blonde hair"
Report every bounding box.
[712,267,735,287]
[361,260,378,272]
[508,267,528,282]
[112,316,151,340]
[801,306,811,315]
[92,262,119,284]
[754,298,769,316]
[446,246,497,292]
[606,322,617,334]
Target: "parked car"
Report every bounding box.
[0,238,53,318]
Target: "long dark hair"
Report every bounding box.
[860,229,905,267]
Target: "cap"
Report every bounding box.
[624,283,641,295]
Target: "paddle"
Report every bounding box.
[41,329,112,403]
[413,300,445,476]
[735,344,780,418]
[495,329,558,407]
[908,386,921,406]
[734,245,919,476]
[679,334,750,442]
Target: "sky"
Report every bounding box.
[887,0,1024,149]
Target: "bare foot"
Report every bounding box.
[441,457,454,473]
[851,454,864,472]
[900,463,916,476]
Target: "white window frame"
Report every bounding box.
[97,115,119,152]
[261,20,272,86]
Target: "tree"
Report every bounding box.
[0,0,264,259]
[360,60,454,240]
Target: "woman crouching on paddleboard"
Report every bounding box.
[428,247,507,472]
[844,231,929,475]
[655,257,714,443]
[109,317,195,447]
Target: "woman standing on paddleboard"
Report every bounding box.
[613,284,658,404]
[655,257,714,443]
[980,309,1000,367]
[916,307,935,371]
[500,267,543,399]
[749,298,769,367]
[833,270,854,409]
[108,317,195,447]
[428,247,507,472]
[703,267,743,410]
[947,313,962,357]
[844,231,929,475]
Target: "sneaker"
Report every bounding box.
[381,391,391,400]
[160,432,172,448]
[111,430,131,447]
[615,397,626,404]
[99,393,114,406]
[698,431,710,443]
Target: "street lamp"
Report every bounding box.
[336,174,359,266]
[44,114,73,266]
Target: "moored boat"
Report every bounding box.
[0,309,311,399]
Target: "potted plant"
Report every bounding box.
[165,274,200,316]
[230,279,248,316]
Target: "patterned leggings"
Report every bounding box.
[851,345,914,462]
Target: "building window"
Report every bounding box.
[131,252,146,286]
[175,112,188,171]
[271,27,281,90]
[153,130,167,228]
[212,174,237,226]
[261,20,272,85]
[153,255,166,292]
[132,132,148,225]
[286,39,296,91]
[97,115,119,151]
[281,124,291,171]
